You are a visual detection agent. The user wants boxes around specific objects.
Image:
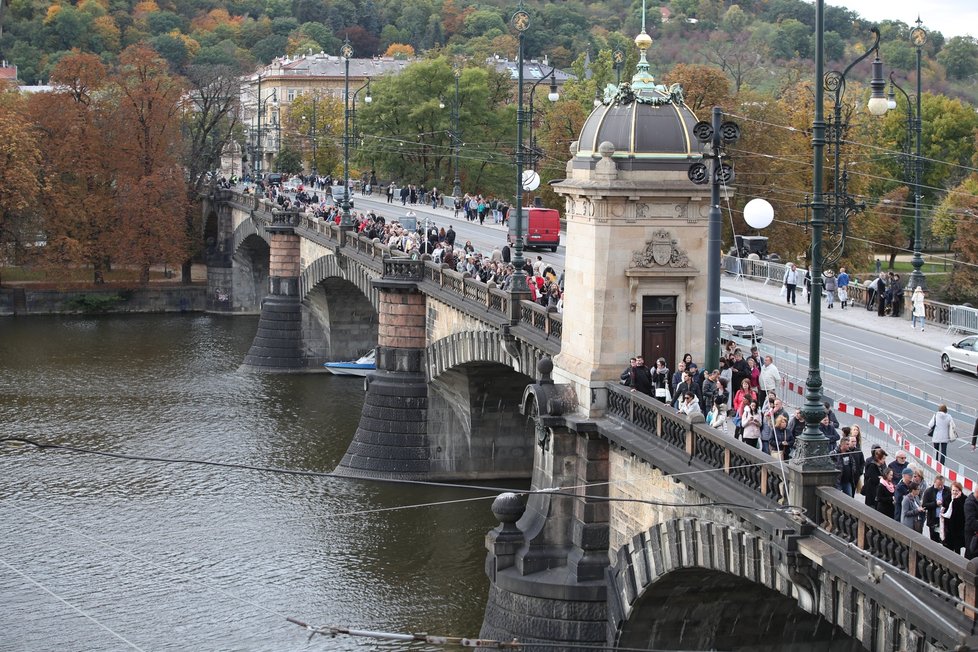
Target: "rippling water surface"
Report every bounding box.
[0,315,495,651]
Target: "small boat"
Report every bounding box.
[323,350,376,377]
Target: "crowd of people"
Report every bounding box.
[233,173,566,310]
[620,345,978,559]
[781,263,926,326]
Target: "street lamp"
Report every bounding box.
[823,27,886,262]
[509,2,531,295]
[451,63,463,199]
[792,1,887,467]
[904,18,928,290]
[613,48,625,87]
[252,75,277,177]
[340,38,354,229]
[351,80,372,149]
[526,66,559,171]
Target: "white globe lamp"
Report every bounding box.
[743,198,774,230]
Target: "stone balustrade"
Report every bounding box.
[815,486,978,619]
[604,380,978,613]
[604,382,788,505]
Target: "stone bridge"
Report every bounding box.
[480,374,978,651]
[202,189,561,481]
[204,187,978,651]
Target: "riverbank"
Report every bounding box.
[0,284,207,315]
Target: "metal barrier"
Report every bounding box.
[950,305,978,335]
[722,255,967,329]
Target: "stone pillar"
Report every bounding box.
[481,372,608,650]
[335,259,431,479]
[205,199,234,313]
[240,210,305,372]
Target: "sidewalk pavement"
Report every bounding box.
[720,273,955,353]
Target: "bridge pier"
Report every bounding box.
[481,365,609,650]
[335,259,431,478]
[240,210,305,372]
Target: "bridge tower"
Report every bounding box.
[240,209,305,371]
[481,27,715,648]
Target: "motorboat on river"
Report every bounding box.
[323,350,376,377]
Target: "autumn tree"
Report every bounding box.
[663,63,731,113]
[0,92,42,269]
[284,91,343,176]
[31,51,117,283]
[109,44,189,283]
[384,43,415,59]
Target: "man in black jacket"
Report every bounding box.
[922,476,952,543]
[631,356,654,396]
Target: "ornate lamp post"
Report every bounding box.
[340,39,354,229]
[351,80,372,149]
[509,3,531,295]
[824,27,887,262]
[613,48,625,86]
[451,63,463,199]
[526,66,559,171]
[907,19,928,290]
[253,75,277,177]
[792,1,887,467]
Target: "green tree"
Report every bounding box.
[274,143,304,174]
[285,92,343,175]
[353,57,514,197]
[721,4,750,34]
[937,36,978,81]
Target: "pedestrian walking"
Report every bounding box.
[927,404,957,466]
[783,263,799,305]
[837,266,850,309]
[824,269,837,308]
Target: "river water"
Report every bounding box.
[0,315,498,651]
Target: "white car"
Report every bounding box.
[720,296,764,343]
[941,335,978,377]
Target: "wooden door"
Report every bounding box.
[642,296,677,368]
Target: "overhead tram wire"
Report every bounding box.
[728,110,978,178]
[1,436,800,516]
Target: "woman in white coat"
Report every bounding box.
[929,404,956,466]
[911,286,926,331]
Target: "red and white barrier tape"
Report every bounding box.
[783,379,975,492]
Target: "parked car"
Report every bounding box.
[720,296,764,343]
[941,336,978,377]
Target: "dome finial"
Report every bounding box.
[632,0,656,91]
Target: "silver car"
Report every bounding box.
[720,296,764,343]
[941,335,978,377]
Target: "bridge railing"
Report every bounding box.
[519,301,563,341]
[604,382,788,505]
[228,194,563,340]
[815,486,978,616]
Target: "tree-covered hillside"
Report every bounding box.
[3,0,978,100]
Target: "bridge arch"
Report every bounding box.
[425,330,538,480]
[426,329,542,380]
[611,517,863,651]
[300,255,379,366]
[231,230,269,313]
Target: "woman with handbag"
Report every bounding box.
[928,404,957,466]
[901,482,926,532]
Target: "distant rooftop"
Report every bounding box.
[253,53,414,80]
[486,55,575,83]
